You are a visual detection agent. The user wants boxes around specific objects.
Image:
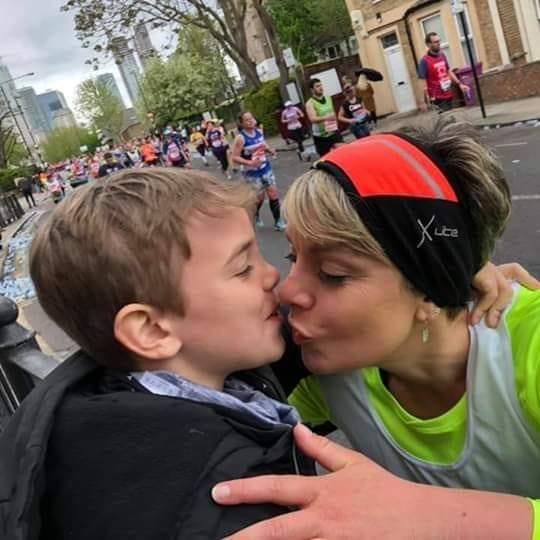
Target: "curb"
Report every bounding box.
[475,117,540,130]
[0,212,37,279]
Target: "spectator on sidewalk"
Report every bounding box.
[306,78,343,157]
[419,32,469,113]
[17,177,36,209]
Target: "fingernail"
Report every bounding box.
[294,423,313,437]
[212,484,231,502]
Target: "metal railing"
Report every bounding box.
[0,295,59,432]
[0,192,25,228]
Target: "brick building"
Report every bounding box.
[345,0,540,115]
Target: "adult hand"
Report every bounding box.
[419,102,428,113]
[213,425,531,540]
[460,83,470,95]
[212,424,445,539]
[470,261,540,327]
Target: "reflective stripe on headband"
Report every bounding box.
[319,134,458,202]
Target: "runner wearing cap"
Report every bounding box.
[281,101,305,160]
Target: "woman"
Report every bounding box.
[280,101,305,158]
[232,111,286,232]
[206,120,231,179]
[213,117,540,539]
[338,84,371,139]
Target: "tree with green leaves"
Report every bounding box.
[41,126,100,163]
[76,78,125,142]
[0,111,25,168]
[137,27,236,126]
[268,0,353,65]
[61,0,259,89]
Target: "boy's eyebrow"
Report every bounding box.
[225,239,253,266]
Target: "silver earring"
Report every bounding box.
[422,324,429,344]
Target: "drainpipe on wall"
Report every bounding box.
[403,0,440,74]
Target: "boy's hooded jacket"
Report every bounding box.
[0,346,314,540]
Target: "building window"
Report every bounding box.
[421,13,453,66]
[380,32,399,49]
[453,5,478,66]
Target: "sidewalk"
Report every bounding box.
[270,95,540,151]
[0,191,50,274]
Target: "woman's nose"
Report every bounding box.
[279,271,314,310]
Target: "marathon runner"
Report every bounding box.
[280,100,305,160]
[232,111,286,232]
[206,120,231,179]
[306,78,344,157]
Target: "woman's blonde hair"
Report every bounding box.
[284,116,511,279]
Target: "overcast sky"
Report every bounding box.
[0,0,171,115]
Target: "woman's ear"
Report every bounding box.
[114,304,182,362]
[415,297,442,324]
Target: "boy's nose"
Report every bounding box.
[278,274,314,310]
[263,263,280,291]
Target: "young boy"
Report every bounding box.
[1,168,314,540]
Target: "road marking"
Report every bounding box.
[494,142,528,148]
[512,194,540,201]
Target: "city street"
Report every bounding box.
[9,124,540,359]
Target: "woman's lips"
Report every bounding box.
[290,324,313,345]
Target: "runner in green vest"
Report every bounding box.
[306,78,344,157]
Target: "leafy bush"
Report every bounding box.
[0,166,31,192]
[243,80,282,136]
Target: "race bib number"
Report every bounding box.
[353,107,368,123]
[253,146,267,168]
[324,119,338,133]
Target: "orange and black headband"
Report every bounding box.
[315,134,479,307]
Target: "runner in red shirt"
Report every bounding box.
[419,32,469,112]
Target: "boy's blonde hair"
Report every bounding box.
[30,168,255,368]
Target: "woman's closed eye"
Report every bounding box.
[318,270,350,286]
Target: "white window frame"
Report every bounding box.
[420,12,452,66]
[453,4,479,66]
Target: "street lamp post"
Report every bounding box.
[0,72,36,160]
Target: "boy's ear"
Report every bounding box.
[114,304,182,361]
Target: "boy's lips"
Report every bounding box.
[265,302,282,321]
